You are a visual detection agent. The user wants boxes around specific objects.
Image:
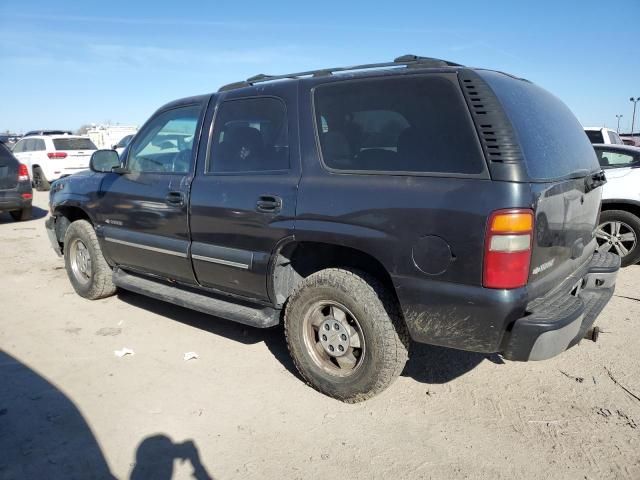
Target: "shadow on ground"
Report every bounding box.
[130,435,213,480]
[0,206,48,225]
[118,290,497,386]
[0,349,215,480]
[0,349,116,479]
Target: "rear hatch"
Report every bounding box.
[476,71,603,295]
[0,143,19,191]
[52,137,97,169]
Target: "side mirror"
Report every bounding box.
[90,150,121,173]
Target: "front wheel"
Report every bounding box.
[284,268,409,402]
[596,210,640,267]
[63,220,116,299]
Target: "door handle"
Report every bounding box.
[165,191,185,206]
[256,195,282,213]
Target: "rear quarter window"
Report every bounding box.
[313,74,486,175]
[53,138,97,150]
[479,71,600,181]
[585,130,604,144]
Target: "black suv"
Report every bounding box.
[45,55,619,402]
[0,142,32,221]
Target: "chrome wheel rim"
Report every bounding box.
[302,301,365,377]
[70,239,92,285]
[596,221,637,258]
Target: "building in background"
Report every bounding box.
[84,124,138,149]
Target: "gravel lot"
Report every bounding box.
[1,191,639,479]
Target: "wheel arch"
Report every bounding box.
[600,199,640,219]
[269,239,399,309]
[52,204,95,247]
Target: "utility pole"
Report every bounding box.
[616,114,623,133]
[631,97,640,135]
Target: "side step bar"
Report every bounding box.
[112,268,280,328]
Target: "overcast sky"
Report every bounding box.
[1,0,639,133]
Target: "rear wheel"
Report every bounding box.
[9,206,32,221]
[284,268,409,402]
[33,166,50,191]
[596,210,640,267]
[63,220,116,299]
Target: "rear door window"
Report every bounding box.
[53,138,97,150]
[478,70,600,181]
[313,75,485,175]
[209,97,289,173]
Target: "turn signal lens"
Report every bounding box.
[483,209,534,289]
[490,212,533,233]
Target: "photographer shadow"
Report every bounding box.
[130,434,213,480]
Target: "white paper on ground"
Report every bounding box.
[114,347,135,357]
[183,352,199,361]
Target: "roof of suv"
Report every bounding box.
[217,55,463,92]
[156,55,531,112]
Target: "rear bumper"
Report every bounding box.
[395,251,619,358]
[502,252,619,361]
[0,190,31,212]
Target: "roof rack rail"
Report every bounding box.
[24,130,73,137]
[218,54,463,92]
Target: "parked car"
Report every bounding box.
[0,142,33,221]
[12,133,97,191]
[112,134,134,156]
[594,144,640,266]
[584,127,624,145]
[620,136,640,147]
[45,55,619,402]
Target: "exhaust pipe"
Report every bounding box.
[584,326,600,343]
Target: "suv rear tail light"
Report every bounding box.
[18,164,30,181]
[483,209,534,289]
[47,152,67,159]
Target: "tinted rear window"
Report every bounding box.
[0,143,17,165]
[478,71,600,181]
[314,75,485,174]
[585,130,604,144]
[53,138,97,150]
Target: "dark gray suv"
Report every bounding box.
[45,55,619,401]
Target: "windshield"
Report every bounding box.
[53,138,97,150]
[478,71,600,181]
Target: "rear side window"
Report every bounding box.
[209,97,289,173]
[53,138,97,150]
[12,140,25,153]
[596,149,638,169]
[314,75,485,174]
[478,71,600,181]
[0,143,17,165]
[585,130,604,144]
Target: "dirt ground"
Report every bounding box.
[0,191,638,480]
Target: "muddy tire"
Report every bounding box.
[63,220,116,299]
[33,167,50,192]
[284,268,409,403]
[597,210,640,267]
[9,206,32,221]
